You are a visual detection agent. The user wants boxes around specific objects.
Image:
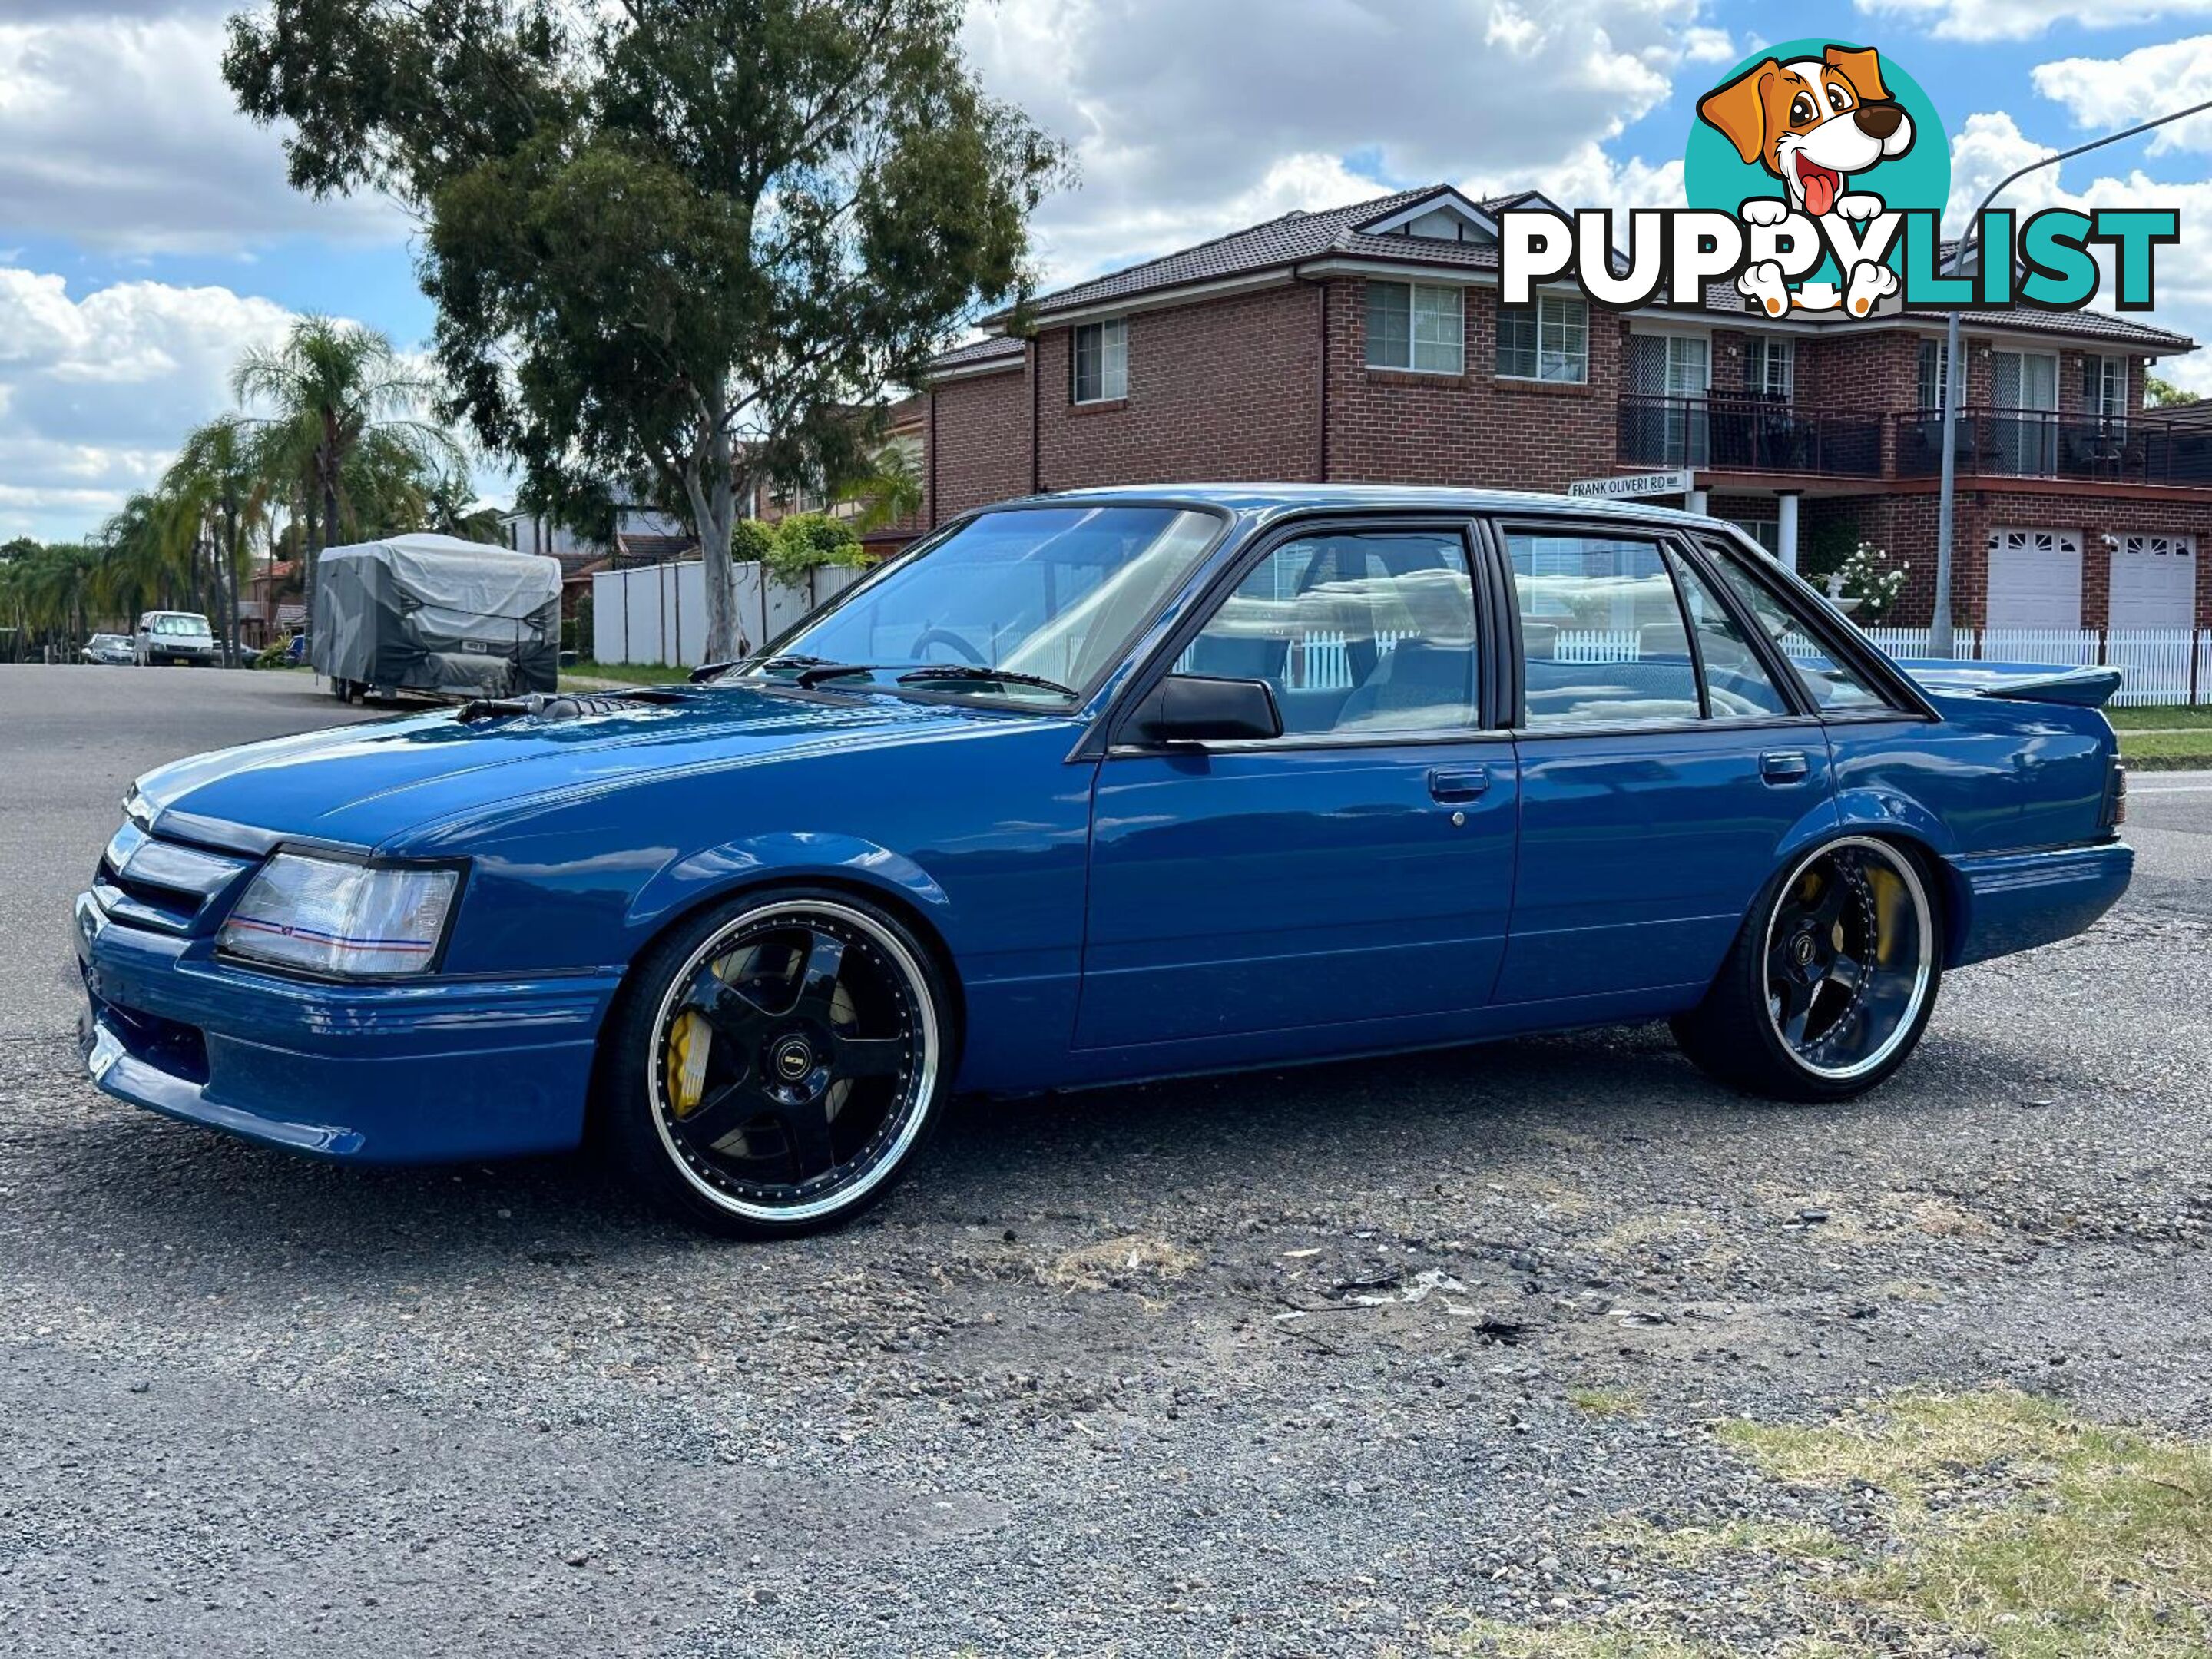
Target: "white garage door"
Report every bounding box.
[2109,533,2196,628]
[1985,528,2082,629]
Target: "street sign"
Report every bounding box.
[1565,469,1694,500]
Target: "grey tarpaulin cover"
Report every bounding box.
[312,534,562,697]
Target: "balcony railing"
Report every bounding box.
[1617,394,2212,488]
[1892,406,2212,488]
[1618,394,1886,477]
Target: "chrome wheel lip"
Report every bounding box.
[647,899,939,1224]
[1761,836,1934,1082]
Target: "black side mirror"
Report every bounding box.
[1128,674,1283,744]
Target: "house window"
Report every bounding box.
[2086,355,2128,424]
[1364,281,1463,373]
[1747,337,1793,402]
[1496,294,1588,383]
[1917,338,1948,412]
[1072,320,1128,403]
[1733,518,1780,555]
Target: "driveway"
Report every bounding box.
[1,664,2207,1657]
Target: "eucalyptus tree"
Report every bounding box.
[225,0,1064,661]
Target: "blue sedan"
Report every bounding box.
[76,486,2131,1235]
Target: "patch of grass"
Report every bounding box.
[2106,704,2212,730]
[1441,1388,2212,1659]
[561,658,697,687]
[1432,1614,1849,1658]
[1039,1234,1202,1293]
[1597,1516,1844,1567]
[1435,1617,1721,1657]
[1724,1388,2212,1657]
[1568,1386,1644,1419]
[2119,730,2212,770]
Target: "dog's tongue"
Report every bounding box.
[1803,167,1836,217]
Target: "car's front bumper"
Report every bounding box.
[75,891,622,1163]
[1946,839,2133,968]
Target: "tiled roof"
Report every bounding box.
[1018,184,1473,316]
[1895,306,2192,351]
[929,183,2195,366]
[929,334,1025,371]
[613,532,699,566]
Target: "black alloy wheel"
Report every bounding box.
[1674,836,1942,1101]
[604,889,950,1237]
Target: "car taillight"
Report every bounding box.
[2104,757,2127,829]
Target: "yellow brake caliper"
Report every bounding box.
[669,953,739,1118]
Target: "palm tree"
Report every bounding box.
[17,543,100,652]
[161,417,264,665]
[232,316,461,644]
[91,493,176,625]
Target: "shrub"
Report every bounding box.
[729,518,777,568]
[1838,540,1910,621]
[762,512,864,585]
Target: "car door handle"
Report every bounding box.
[1760,750,1811,784]
[1428,767,1489,802]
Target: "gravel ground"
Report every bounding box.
[0,663,2207,1657]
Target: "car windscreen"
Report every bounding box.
[153,615,212,636]
[740,505,1221,702]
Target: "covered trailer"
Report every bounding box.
[313,534,561,700]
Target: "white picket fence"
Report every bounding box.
[590,559,866,667]
[1859,625,2211,706]
[1528,621,2208,704]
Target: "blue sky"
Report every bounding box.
[5,0,2212,544]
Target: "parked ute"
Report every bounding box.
[134,611,220,667]
[80,633,135,666]
[76,487,2131,1236]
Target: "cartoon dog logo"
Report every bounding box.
[1698,45,1915,317]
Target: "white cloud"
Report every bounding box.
[1681,27,1740,65]
[0,15,404,254]
[0,270,301,540]
[2032,35,2212,151]
[1858,0,2212,41]
[965,0,1704,290]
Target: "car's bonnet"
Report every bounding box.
[132,684,1039,852]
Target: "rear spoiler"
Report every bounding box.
[1891,658,2122,710]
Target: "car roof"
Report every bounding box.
[995,482,1724,532]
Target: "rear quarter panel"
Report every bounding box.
[1826,694,2122,964]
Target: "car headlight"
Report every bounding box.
[218,853,461,979]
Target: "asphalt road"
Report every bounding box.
[0,663,2207,1657]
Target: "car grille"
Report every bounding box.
[93,820,260,937]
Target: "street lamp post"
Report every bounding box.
[1929,98,2212,657]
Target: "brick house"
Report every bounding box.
[917,184,2210,632]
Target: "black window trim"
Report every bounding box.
[1686,527,1939,724]
[1482,513,1828,737]
[1099,512,1502,757]
[726,498,1235,718]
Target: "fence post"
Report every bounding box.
[2192,625,2203,706]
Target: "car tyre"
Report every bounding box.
[1672,836,1942,1103]
[599,886,957,1238]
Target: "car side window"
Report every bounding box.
[1667,552,1790,717]
[1703,545,1891,713]
[1508,531,1703,727]
[1179,530,1479,736]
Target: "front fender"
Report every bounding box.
[625,831,952,935]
